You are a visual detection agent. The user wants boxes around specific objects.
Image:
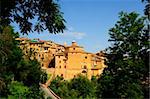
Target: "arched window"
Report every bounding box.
[82,70,87,73]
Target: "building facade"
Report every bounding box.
[16,38,106,80]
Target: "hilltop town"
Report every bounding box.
[16,37,106,80]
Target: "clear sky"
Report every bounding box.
[12,0,145,53]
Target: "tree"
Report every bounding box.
[16,59,47,87]
[0,26,47,98]
[0,26,22,96]
[8,81,30,99]
[142,0,150,20]
[141,0,150,97]
[0,0,66,34]
[49,75,96,99]
[69,75,96,99]
[97,12,148,98]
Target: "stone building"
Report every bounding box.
[16,38,106,80]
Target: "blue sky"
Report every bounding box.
[11,0,145,53]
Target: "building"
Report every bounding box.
[16,38,106,80]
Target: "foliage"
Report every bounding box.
[0,0,65,98]
[141,1,150,98]
[70,75,96,98]
[0,26,22,96]
[49,75,96,99]
[97,12,148,98]
[16,59,47,86]
[0,26,47,98]
[142,0,150,20]
[1,0,66,34]
[8,81,29,99]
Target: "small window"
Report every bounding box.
[73,48,75,50]
[83,65,87,69]
[82,70,87,73]
[44,47,48,50]
[60,66,61,68]
[64,66,66,68]
[58,56,60,58]
[85,56,87,59]
[59,61,61,63]
[30,48,33,51]
[41,55,44,60]
[61,74,63,77]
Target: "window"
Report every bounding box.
[85,56,87,59]
[82,70,87,73]
[83,65,87,69]
[44,47,48,50]
[58,56,60,58]
[30,48,33,51]
[64,66,66,68]
[61,74,63,77]
[59,61,61,63]
[60,66,61,68]
[73,48,75,50]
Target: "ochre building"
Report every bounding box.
[16,38,106,80]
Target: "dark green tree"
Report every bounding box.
[97,12,148,98]
[0,0,66,34]
[7,81,30,99]
[141,0,150,97]
[0,26,22,96]
[49,75,96,99]
[0,26,47,98]
[69,75,96,99]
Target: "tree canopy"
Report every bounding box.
[49,75,96,99]
[97,12,149,98]
[0,26,47,98]
[0,0,66,34]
